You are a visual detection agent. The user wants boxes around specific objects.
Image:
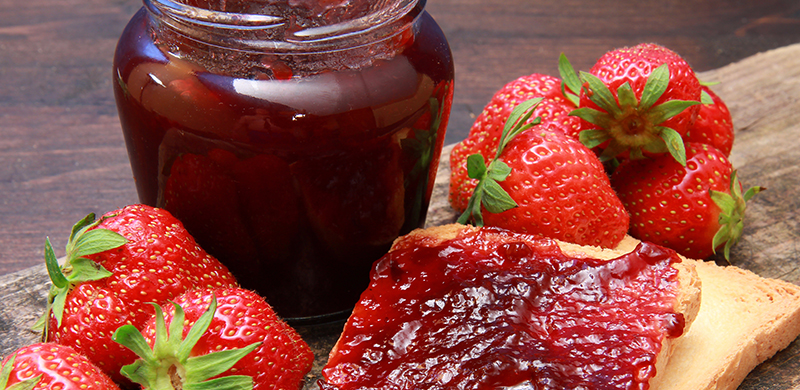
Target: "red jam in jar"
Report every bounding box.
[112,0,454,322]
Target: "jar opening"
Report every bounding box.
[146,0,423,53]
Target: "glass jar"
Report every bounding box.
[112,0,453,322]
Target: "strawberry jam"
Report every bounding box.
[112,0,453,321]
[320,227,685,389]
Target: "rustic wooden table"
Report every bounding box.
[2,0,800,388]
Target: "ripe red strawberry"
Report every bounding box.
[38,204,238,384]
[449,73,580,212]
[683,86,734,156]
[113,287,313,390]
[611,143,761,260]
[1,343,120,390]
[457,100,629,248]
[573,43,702,165]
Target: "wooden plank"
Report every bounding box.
[2,42,800,389]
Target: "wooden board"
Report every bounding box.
[2,43,800,389]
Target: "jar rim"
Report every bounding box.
[145,0,424,52]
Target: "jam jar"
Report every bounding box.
[112,0,454,322]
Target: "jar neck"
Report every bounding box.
[144,0,425,54]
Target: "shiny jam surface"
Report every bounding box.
[320,228,685,390]
[112,2,453,319]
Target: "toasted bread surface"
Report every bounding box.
[649,258,800,390]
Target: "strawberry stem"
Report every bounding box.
[457,98,543,226]
[570,64,700,166]
[710,170,763,262]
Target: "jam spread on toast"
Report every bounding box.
[320,227,684,389]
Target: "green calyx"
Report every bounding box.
[113,296,260,390]
[710,171,764,262]
[1,353,42,390]
[571,63,700,166]
[33,213,128,335]
[457,98,544,226]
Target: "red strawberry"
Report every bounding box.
[1,343,121,390]
[38,204,238,384]
[457,100,629,248]
[573,43,702,165]
[683,86,734,156]
[113,287,313,390]
[611,143,762,260]
[449,73,580,212]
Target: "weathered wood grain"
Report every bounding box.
[1,43,799,389]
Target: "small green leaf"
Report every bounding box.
[701,89,714,105]
[658,127,687,166]
[184,343,260,383]
[639,64,670,111]
[70,229,127,259]
[558,53,582,106]
[570,107,613,129]
[487,160,512,182]
[51,289,68,327]
[497,98,543,158]
[710,190,736,213]
[114,325,156,364]
[481,179,518,214]
[179,297,217,361]
[580,72,621,115]
[578,129,611,149]
[647,99,701,126]
[119,360,151,388]
[616,82,638,108]
[466,154,487,180]
[44,238,68,289]
[68,213,97,245]
[67,258,113,282]
[183,375,254,390]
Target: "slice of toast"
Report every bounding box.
[321,224,703,389]
[649,258,800,390]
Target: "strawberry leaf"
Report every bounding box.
[457,99,543,226]
[115,295,259,390]
[481,179,517,214]
[709,171,764,262]
[497,98,543,158]
[487,160,512,181]
[701,89,714,104]
[67,258,113,282]
[558,53,581,106]
[578,129,612,149]
[44,238,68,289]
[616,82,638,108]
[185,345,260,383]
[570,107,612,129]
[646,99,701,127]
[70,229,127,260]
[658,127,687,166]
[639,64,669,111]
[466,154,487,179]
[579,72,620,115]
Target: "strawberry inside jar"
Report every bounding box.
[112,0,454,322]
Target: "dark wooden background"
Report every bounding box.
[1,0,800,276]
